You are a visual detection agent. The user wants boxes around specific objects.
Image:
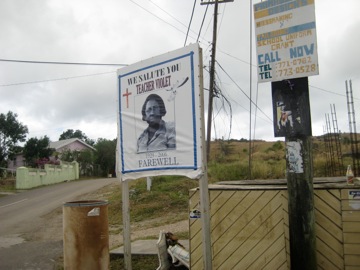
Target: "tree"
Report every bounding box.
[23,136,54,167]
[59,148,95,176]
[77,149,95,176]
[59,129,95,146]
[0,111,28,167]
[94,138,116,177]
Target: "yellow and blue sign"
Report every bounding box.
[254,0,319,82]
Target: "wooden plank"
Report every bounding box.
[343,233,360,244]
[230,221,285,270]
[316,238,344,268]
[316,251,343,270]
[189,189,200,213]
[213,207,284,269]
[315,224,343,257]
[314,194,342,226]
[209,189,224,204]
[315,189,341,213]
[343,210,360,222]
[212,191,281,256]
[342,200,360,211]
[315,211,343,242]
[328,188,341,199]
[344,244,360,255]
[344,266,360,270]
[343,222,360,233]
[209,190,241,213]
[211,190,266,246]
[210,190,249,235]
[254,237,287,270]
[190,237,203,270]
[345,255,360,266]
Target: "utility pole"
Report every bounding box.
[201,0,233,162]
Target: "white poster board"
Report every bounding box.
[117,43,204,181]
[254,0,319,82]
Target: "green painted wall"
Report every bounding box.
[16,161,79,189]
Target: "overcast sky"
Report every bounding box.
[0,0,359,143]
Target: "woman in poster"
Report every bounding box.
[137,94,176,153]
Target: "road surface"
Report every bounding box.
[0,177,119,269]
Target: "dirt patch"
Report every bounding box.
[24,182,189,250]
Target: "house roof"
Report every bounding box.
[49,138,96,151]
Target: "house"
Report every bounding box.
[7,138,96,170]
[49,138,96,155]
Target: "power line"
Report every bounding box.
[197,2,210,42]
[0,71,116,87]
[0,58,127,66]
[129,0,198,41]
[216,60,273,123]
[310,84,359,100]
[184,0,197,46]
[146,0,212,45]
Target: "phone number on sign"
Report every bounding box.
[275,57,316,77]
[275,64,316,77]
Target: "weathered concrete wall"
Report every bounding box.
[16,161,79,189]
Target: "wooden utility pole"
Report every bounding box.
[204,0,218,162]
[273,77,317,270]
[286,135,317,270]
[201,0,233,161]
[272,77,316,269]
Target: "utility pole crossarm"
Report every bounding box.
[201,0,233,4]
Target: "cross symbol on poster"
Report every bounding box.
[122,88,132,108]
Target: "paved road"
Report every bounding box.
[0,177,119,269]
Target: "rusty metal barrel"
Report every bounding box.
[63,200,109,270]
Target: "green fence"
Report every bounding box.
[16,161,79,189]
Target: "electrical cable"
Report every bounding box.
[197,3,210,42]
[0,58,127,66]
[147,0,203,40]
[216,60,272,123]
[0,71,116,87]
[184,0,197,46]
[129,0,198,41]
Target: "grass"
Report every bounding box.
[110,256,159,270]
[107,176,198,226]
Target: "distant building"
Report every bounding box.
[49,138,95,155]
[7,138,96,170]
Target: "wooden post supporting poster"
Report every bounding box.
[121,178,132,270]
[199,174,212,270]
[272,77,317,269]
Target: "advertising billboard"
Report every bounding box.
[254,0,319,82]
